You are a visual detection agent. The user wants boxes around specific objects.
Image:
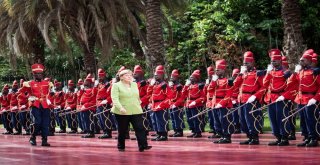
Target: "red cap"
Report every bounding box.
[191,70,201,79]
[243,51,254,63]
[117,66,126,74]
[207,66,214,76]
[12,80,18,88]
[155,65,165,75]
[215,59,227,70]
[98,68,106,78]
[282,56,289,68]
[171,69,179,77]
[312,53,318,64]
[85,74,94,83]
[31,63,44,73]
[134,65,144,74]
[2,84,9,91]
[20,79,24,87]
[54,81,61,87]
[232,69,240,77]
[77,79,84,85]
[301,49,314,61]
[269,49,282,61]
[68,80,74,87]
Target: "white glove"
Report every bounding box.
[240,66,247,74]
[100,100,107,105]
[307,98,317,106]
[171,104,176,109]
[66,107,71,110]
[46,99,52,105]
[276,96,285,102]
[11,106,18,110]
[215,103,222,109]
[189,101,196,107]
[150,79,156,85]
[94,80,99,87]
[205,79,210,85]
[168,81,174,87]
[28,96,37,102]
[21,105,26,109]
[80,85,84,90]
[246,95,256,103]
[212,75,218,81]
[267,64,273,73]
[56,105,61,109]
[185,79,191,86]
[295,65,302,73]
[81,105,86,110]
[232,100,237,105]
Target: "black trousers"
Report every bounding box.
[115,114,148,149]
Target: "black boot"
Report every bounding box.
[297,137,310,147]
[249,134,259,145]
[151,134,161,141]
[172,130,183,137]
[278,136,290,146]
[268,136,281,146]
[208,133,222,139]
[41,137,50,146]
[99,131,112,139]
[192,132,202,138]
[234,124,241,134]
[240,134,252,145]
[156,132,168,141]
[81,132,95,138]
[187,133,196,138]
[29,136,37,146]
[218,135,232,144]
[306,138,319,147]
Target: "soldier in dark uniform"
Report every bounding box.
[0,84,13,134]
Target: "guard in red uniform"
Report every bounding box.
[209,60,234,144]
[183,70,205,138]
[9,80,22,135]
[53,81,66,133]
[80,74,98,138]
[19,63,53,146]
[286,49,320,147]
[133,65,152,134]
[0,84,13,134]
[149,65,172,141]
[263,49,292,146]
[231,69,241,133]
[65,80,78,133]
[205,66,218,138]
[168,69,185,137]
[233,51,266,145]
[76,79,85,133]
[18,79,31,135]
[95,68,113,139]
[45,78,55,136]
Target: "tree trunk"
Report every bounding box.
[9,52,17,73]
[281,0,305,70]
[82,36,97,74]
[146,0,166,72]
[32,31,45,64]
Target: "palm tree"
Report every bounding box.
[281,0,305,69]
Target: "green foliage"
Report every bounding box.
[0,56,27,88]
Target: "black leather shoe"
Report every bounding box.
[278,139,290,146]
[208,134,221,139]
[172,132,183,137]
[150,133,158,137]
[187,133,196,138]
[118,148,125,152]
[297,139,310,147]
[68,130,77,134]
[213,138,224,144]
[268,137,281,146]
[98,133,112,139]
[240,139,251,145]
[151,136,161,141]
[306,140,319,147]
[249,139,259,145]
[81,133,95,138]
[29,136,37,146]
[57,129,66,133]
[193,133,202,138]
[23,131,31,135]
[288,134,296,140]
[156,136,168,141]
[41,137,50,147]
[218,138,232,144]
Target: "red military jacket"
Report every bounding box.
[182,83,205,108]
[96,81,111,106]
[19,80,53,109]
[65,90,77,109]
[53,90,65,109]
[204,80,214,108]
[263,67,292,103]
[76,88,84,109]
[79,87,97,111]
[233,69,266,104]
[208,78,233,108]
[9,91,19,112]
[285,68,320,105]
[137,80,149,107]
[0,94,11,112]
[17,89,29,111]
[47,93,55,109]
[148,81,172,111]
[169,84,184,108]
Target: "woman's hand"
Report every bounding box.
[120,107,127,114]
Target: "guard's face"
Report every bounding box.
[215,69,225,77]
[133,72,142,79]
[243,62,254,70]
[33,72,44,81]
[300,58,311,68]
[271,60,281,68]
[154,74,164,81]
[189,76,197,83]
[170,76,178,82]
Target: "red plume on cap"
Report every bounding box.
[20,79,24,87]
[31,63,44,73]
[282,56,289,68]
[77,79,84,85]
[134,65,144,74]
[232,69,240,77]
[85,74,94,83]
[154,65,165,75]
[301,49,314,61]
[243,51,255,63]
[215,59,227,70]
[191,70,201,79]
[207,66,214,76]
[2,84,9,91]
[171,69,179,77]
[98,68,106,77]
[12,80,18,87]
[269,49,282,61]
[312,53,318,64]
[68,80,74,87]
